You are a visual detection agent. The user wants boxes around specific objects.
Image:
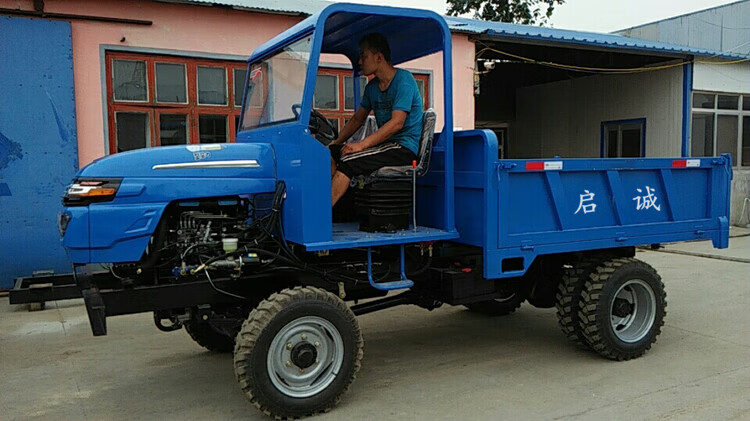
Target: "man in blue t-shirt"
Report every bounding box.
[329,33,423,206]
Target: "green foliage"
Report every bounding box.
[446,0,565,25]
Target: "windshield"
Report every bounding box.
[240,35,313,131]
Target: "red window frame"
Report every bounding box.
[106,53,431,153]
[105,51,247,153]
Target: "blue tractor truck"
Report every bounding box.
[11,3,732,419]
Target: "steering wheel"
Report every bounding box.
[309,109,339,145]
[290,104,339,145]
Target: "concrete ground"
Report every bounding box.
[1,236,749,421]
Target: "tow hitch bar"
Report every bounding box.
[82,288,107,336]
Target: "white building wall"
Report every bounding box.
[512,67,684,159]
[615,1,750,56]
[693,62,750,94]
[614,1,750,225]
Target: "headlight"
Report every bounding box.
[63,178,122,206]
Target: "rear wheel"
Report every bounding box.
[578,258,666,361]
[555,258,602,346]
[234,286,363,419]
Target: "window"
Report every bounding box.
[494,127,508,159]
[199,115,227,143]
[197,66,227,105]
[690,92,750,166]
[155,63,187,103]
[240,36,312,131]
[112,59,147,102]
[602,119,645,158]
[159,114,188,146]
[313,68,430,132]
[344,76,367,110]
[115,112,149,152]
[314,74,339,110]
[106,52,246,153]
[691,113,714,157]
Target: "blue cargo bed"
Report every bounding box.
[421,130,732,279]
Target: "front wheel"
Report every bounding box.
[234,287,363,419]
[578,258,667,361]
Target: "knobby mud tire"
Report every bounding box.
[233,286,363,419]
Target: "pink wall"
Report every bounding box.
[1,0,475,167]
[407,35,476,132]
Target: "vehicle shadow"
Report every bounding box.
[74,305,602,420]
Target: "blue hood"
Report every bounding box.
[78,143,275,179]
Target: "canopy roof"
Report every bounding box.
[248,3,450,71]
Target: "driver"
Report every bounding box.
[329,33,423,206]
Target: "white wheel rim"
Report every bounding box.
[266,316,345,398]
[609,279,657,343]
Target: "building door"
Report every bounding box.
[602,119,646,158]
[0,17,78,288]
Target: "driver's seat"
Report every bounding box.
[351,109,437,232]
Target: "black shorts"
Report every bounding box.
[330,142,416,179]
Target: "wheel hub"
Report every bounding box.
[266,316,345,398]
[612,298,634,317]
[609,279,657,343]
[291,342,317,369]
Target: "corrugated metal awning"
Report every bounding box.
[444,16,749,60]
[154,0,331,16]
[153,1,748,61]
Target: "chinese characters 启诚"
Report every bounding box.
[633,186,661,211]
[575,190,597,214]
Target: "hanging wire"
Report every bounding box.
[475,43,750,75]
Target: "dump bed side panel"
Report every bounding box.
[436,130,732,280]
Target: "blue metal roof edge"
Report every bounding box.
[444,16,749,60]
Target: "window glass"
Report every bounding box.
[159,114,188,146]
[416,79,425,105]
[717,95,739,110]
[716,115,738,164]
[606,129,618,158]
[344,76,367,110]
[116,112,149,152]
[155,63,187,103]
[234,68,248,107]
[241,35,313,130]
[621,128,641,157]
[692,93,715,109]
[743,96,750,111]
[113,59,147,101]
[198,66,227,105]
[603,122,642,158]
[314,74,338,110]
[691,114,714,157]
[743,116,750,166]
[328,118,339,132]
[199,114,227,143]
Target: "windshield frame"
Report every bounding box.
[239,30,320,133]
